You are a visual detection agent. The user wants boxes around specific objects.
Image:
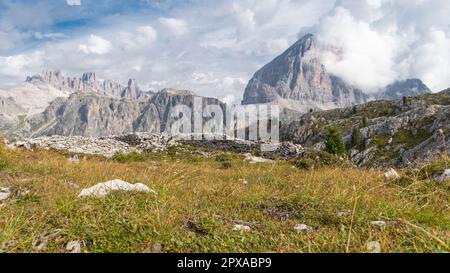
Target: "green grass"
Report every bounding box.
[0,142,449,253]
[393,129,431,148]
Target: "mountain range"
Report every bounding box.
[0,33,436,139]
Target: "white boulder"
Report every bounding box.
[371,221,387,227]
[293,224,313,232]
[66,241,82,253]
[367,241,381,253]
[244,153,274,164]
[384,168,400,180]
[78,180,156,198]
[435,169,450,184]
[0,187,12,202]
[233,224,251,232]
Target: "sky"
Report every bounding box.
[0,0,449,103]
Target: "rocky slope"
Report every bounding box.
[13,88,225,138]
[242,34,431,113]
[281,89,450,167]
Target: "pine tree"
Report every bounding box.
[362,115,369,128]
[325,126,346,155]
[349,128,362,150]
[402,96,408,105]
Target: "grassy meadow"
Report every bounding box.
[0,142,449,253]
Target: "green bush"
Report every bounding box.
[294,158,315,171]
[349,129,362,150]
[324,127,346,156]
[361,115,369,128]
[215,154,233,169]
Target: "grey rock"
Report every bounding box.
[32,230,61,252]
[293,224,313,232]
[232,224,251,232]
[434,169,450,184]
[0,187,12,202]
[384,169,401,181]
[66,241,83,253]
[371,221,387,227]
[367,241,381,253]
[78,180,156,198]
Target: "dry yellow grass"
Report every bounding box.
[0,143,449,253]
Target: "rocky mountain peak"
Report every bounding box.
[81,72,97,85]
[242,33,367,110]
[25,70,150,100]
[376,79,431,100]
[242,33,431,113]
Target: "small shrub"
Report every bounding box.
[324,127,346,156]
[215,154,233,169]
[403,96,409,105]
[294,158,315,171]
[349,129,362,150]
[361,115,369,128]
[0,157,8,170]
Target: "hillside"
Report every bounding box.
[281,89,450,168]
[0,140,448,253]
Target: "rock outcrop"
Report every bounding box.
[281,88,450,167]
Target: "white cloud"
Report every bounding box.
[118,26,158,51]
[159,18,189,36]
[78,35,112,55]
[317,7,401,91]
[222,94,236,105]
[407,30,450,91]
[66,0,81,6]
[315,0,450,92]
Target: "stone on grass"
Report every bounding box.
[293,224,313,232]
[367,241,381,253]
[0,187,12,202]
[32,230,61,251]
[384,169,400,181]
[78,179,156,198]
[371,221,387,227]
[244,153,274,164]
[66,241,82,253]
[233,224,251,232]
[239,179,249,185]
[434,169,450,184]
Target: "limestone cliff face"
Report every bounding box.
[26,70,152,100]
[24,89,225,138]
[242,34,368,109]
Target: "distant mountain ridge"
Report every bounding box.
[26,70,154,100]
[242,34,431,112]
